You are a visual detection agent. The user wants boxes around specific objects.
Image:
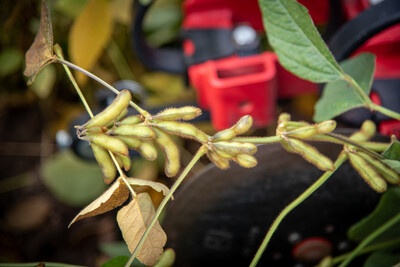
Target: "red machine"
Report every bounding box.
[132,0,400,134]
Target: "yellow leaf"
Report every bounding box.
[69,178,129,227]
[24,0,54,85]
[68,0,113,85]
[117,193,167,266]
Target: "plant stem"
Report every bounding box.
[344,74,400,120]
[309,133,384,160]
[54,45,137,199]
[125,145,208,267]
[332,238,400,264]
[55,57,149,117]
[338,212,400,267]
[108,151,136,198]
[233,135,282,143]
[249,152,348,267]
[371,103,400,121]
[344,74,373,106]
[359,141,390,152]
[54,47,93,118]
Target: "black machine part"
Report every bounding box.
[132,0,185,73]
[162,134,385,266]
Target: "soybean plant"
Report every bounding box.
[23,1,400,267]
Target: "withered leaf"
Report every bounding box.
[126,177,171,198]
[24,0,54,85]
[69,178,130,227]
[117,193,167,266]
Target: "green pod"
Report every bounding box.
[212,129,237,142]
[278,113,291,124]
[82,126,107,134]
[154,128,181,177]
[85,133,129,156]
[316,120,336,134]
[348,152,387,193]
[152,106,202,121]
[360,120,376,139]
[112,124,156,139]
[212,115,253,142]
[233,154,257,168]
[81,89,131,129]
[138,140,158,161]
[350,120,376,142]
[284,138,335,172]
[91,143,117,184]
[285,125,318,139]
[117,115,142,125]
[106,108,128,128]
[281,121,310,132]
[213,141,257,155]
[358,151,400,185]
[116,153,132,171]
[233,115,253,135]
[213,148,235,159]
[115,135,141,150]
[207,151,230,169]
[154,121,209,143]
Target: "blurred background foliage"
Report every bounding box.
[0,0,191,266]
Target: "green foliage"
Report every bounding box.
[348,187,400,244]
[41,150,107,207]
[100,256,130,267]
[314,53,375,122]
[258,0,343,82]
[0,48,23,77]
[363,250,400,267]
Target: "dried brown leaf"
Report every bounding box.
[126,177,172,199]
[69,178,129,227]
[24,0,54,85]
[117,193,167,266]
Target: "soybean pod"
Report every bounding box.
[85,133,129,156]
[91,143,117,184]
[153,128,181,177]
[81,90,131,129]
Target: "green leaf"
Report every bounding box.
[363,250,400,267]
[0,48,23,77]
[101,256,129,267]
[30,63,56,99]
[382,138,400,174]
[313,53,375,122]
[41,150,107,207]
[348,187,400,244]
[99,241,131,257]
[258,0,343,82]
[153,248,175,267]
[382,140,400,160]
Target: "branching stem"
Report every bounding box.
[54,46,93,118]
[55,57,149,117]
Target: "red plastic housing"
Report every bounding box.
[189,52,318,130]
[189,53,276,129]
